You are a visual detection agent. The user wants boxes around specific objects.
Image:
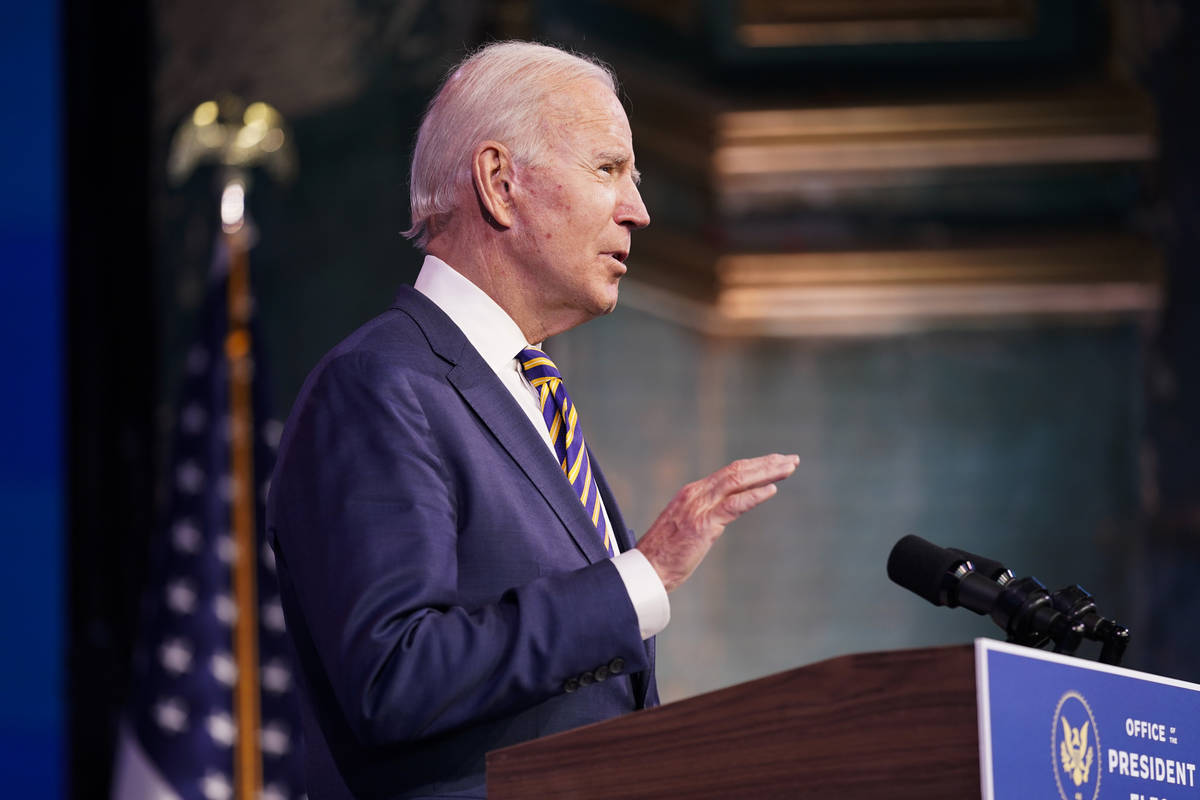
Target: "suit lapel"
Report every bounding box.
[393,287,608,564]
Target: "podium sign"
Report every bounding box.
[976,639,1200,800]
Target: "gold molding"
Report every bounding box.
[633,85,1155,189]
[621,278,1160,338]
[735,0,1034,47]
[715,237,1159,288]
[625,232,1161,336]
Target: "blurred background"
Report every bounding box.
[5,0,1200,795]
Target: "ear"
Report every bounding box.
[472,141,516,229]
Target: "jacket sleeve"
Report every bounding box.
[268,349,648,747]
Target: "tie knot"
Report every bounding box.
[518,347,561,380]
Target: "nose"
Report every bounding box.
[617,179,650,230]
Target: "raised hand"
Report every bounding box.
[636,454,799,592]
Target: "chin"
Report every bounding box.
[597,287,620,315]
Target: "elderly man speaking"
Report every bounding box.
[267,41,798,799]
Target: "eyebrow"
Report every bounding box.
[597,151,641,184]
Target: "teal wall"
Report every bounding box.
[554,304,1145,698]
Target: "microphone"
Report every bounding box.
[887,535,1084,653]
[1050,584,1130,665]
[944,544,1130,665]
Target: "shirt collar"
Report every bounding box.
[413,254,534,374]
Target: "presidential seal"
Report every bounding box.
[1053,690,1102,800]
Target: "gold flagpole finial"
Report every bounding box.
[167,95,296,187]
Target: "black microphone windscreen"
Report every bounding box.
[887,535,964,606]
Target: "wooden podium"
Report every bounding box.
[487,644,981,798]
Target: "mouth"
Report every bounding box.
[605,250,629,266]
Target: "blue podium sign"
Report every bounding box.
[976,639,1200,800]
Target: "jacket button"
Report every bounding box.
[564,678,580,693]
[579,671,595,687]
[608,657,624,675]
[594,665,609,681]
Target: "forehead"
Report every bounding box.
[545,78,633,151]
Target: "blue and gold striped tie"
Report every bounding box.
[519,347,614,557]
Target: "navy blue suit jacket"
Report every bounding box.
[267,286,658,799]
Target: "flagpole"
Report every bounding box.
[223,183,262,800]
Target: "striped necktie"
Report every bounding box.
[518,347,614,557]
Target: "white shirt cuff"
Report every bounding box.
[611,548,670,640]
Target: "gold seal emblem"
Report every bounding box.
[1060,717,1093,785]
[1052,691,1102,800]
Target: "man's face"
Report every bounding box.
[510,78,651,332]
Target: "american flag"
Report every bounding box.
[113,236,305,800]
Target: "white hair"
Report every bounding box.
[403,41,617,248]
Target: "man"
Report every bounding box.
[267,41,798,798]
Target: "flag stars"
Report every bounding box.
[215,534,237,565]
[176,460,206,494]
[261,659,292,693]
[261,784,288,800]
[186,345,209,375]
[153,697,188,733]
[262,418,283,449]
[180,403,208,434]
[261,598,286,633]
[213,593,237,626]
[200,771,233,800]
[260,721,291,756]
[158,638,193,675]
[210,651,237,687]
[171,519,202,554]
[206,712,237,747]
[165,579,197,614]
[260,541,276,572]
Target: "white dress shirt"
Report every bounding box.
[414,254,669,640]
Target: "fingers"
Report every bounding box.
[719,481,778,518]
[637,453,798,593]
[714,453,799,495]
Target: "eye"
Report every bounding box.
[598,164,616,175]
